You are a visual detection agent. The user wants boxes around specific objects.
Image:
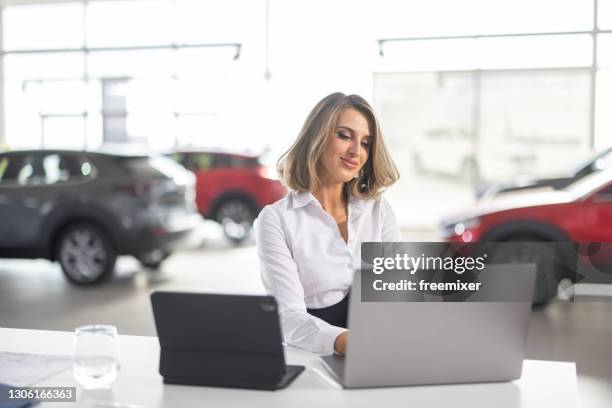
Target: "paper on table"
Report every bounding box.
[0,352,72,387]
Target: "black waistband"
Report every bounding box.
[306,292,350,329]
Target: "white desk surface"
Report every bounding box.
[0,328,578,408]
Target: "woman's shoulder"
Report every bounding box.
[257,192,294,223]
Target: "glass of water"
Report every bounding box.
[73,325,121,389]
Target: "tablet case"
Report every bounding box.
[151,292,304,390]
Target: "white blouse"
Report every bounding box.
[254,190,401,354]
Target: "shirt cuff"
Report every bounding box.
[317,324,349,355]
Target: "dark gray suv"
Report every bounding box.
[0,150,201,285]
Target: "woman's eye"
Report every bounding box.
[337,131,350,139]
[361,140,371,148]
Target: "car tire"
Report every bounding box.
[137,249,171,270]
[488,237,562,305]
[215,199,255,243]
[55,223,117,285]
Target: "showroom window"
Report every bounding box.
[1,0,258,151]
[374,0,612,180]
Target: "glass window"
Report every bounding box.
[17,157,39,185]
[175,114,218,146]
[373,0,593,38]
[192,153,213,171]
[175,48,238,77]
[598,34,612,68]
[41,154,66,184]
[595,69,612,150]
[378,34,592,71]
[479,70,591,178]
[23,81,87,115]
[375,69,592,182]
[0,157,8,180]
[599,0,612,29]
[3,3,84,51]
[0,154,26,184]
[86,0,172,47]
[6,154,47,186]
[594,184,612,198]
[55,154,93,182]
[87,49,173,78]
[119,157,182,180]
[175,0,262,43]
[42,116,87,149]
[4,53,84,81]
[120,157,167,180]
[212,154,233,169]
[5,153,95,185]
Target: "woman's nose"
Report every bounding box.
[347,140,359,155]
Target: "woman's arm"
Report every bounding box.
[255,206,348,355]
[381,197,402,242]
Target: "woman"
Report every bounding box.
[255,92,400,355]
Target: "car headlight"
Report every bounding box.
[441,217,481,237]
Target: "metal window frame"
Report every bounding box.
[377,0,607,149]
[0,0,242,149]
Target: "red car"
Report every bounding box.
[440,169,612,302]
[170,150,287,242]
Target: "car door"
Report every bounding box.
[184,153,214,215]
[581,182,612,242]
[0,152,47,247]
[0,152,89,248]
[579,182,612,282]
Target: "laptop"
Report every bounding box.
[151,291,304,390]
[321,264,536,388]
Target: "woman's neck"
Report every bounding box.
[313,183,346,215]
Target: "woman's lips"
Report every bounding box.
[340,157,358,168]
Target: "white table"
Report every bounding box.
[0,328,579,408]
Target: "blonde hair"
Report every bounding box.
[277,92,399,199]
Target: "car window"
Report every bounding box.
[42,153,96,185]
[54,154,95,183]
[212,154,232,169]
[121,156,191,184]
[192,153,213,171]
[0,156,11,182]
[0,153,96,186]
[0,154,43,186]
[593,184,612,199]
[0,154,27,185]
[212,154,258,169]
[121,157,168,179]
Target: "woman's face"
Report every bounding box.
[319,108,372,186]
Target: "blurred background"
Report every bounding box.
[1,0,612,406]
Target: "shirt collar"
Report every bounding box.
[290,191,364,219]
[290,191,316,209]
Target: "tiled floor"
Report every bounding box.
[1,230,611,407]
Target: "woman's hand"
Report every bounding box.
[334,331,349,354]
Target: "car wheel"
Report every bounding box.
[215,199,255,243]
[137,249,171,269]
[55,223,116,285]
[488,237,561,305]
